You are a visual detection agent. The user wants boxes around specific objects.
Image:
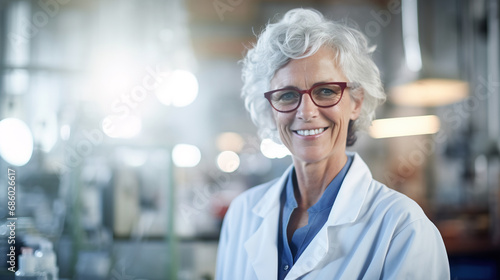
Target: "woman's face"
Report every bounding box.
[270,46,363,164]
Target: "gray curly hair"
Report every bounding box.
[241,8,386,145]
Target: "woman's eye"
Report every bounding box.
[318,88,335,96]
[279,91,298,101]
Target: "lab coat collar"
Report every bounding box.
[251,164,293,217]
[251,152,370,222]
[245,152,372,280]
[325,151,371,225]
[244,165,292,280]
[286,151,373,279]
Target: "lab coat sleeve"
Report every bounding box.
[216,194,248,280]
[381,218,450,280]
[215,200,234,280]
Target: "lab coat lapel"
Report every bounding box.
[244,165,293,280]
[285,153,372,279]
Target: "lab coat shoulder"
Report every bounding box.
[363,181,450,279]
[365,180,430,234]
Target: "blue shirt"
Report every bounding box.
[277,155,353,280]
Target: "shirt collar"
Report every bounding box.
[284,155,353,212]
[285,170,298,208]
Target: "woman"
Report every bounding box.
[216,8,449,280]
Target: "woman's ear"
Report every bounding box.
[350,88,364,120]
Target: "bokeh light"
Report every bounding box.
[0,118,34,166]
[156,70,199,107]
[260,138,291,159]
[216,132,244,153]
[102,115,142,139]
[216,151,240,173]
[172,144,201,168]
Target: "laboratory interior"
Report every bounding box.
[0,0,499,279]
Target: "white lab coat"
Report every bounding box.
[216,152,450,280]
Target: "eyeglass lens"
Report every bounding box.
[269,84,343,112]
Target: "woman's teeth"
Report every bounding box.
[296,128,325,136]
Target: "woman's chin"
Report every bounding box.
[293,150,330,164]
[292,147,346,165]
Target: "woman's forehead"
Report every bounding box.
[270,47,347,89]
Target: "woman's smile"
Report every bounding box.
[293,127,328,137]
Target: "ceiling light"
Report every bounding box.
[369,115,440,139]
[390,79,468,107]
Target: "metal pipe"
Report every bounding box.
[488,0,499,142]
[487,0,500,246]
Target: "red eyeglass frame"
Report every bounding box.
[264,82,358,113]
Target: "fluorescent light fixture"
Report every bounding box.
[391,79,468,107]
[369,115,440,139]
[402,0,422,72]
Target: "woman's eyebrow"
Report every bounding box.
[276,81,334,90]
[312,81,334,87]
[274,85,301,90]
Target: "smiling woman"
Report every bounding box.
[216,8,450,280]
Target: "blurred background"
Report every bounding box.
[0,0,499,279]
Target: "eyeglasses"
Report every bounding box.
[264,82,358,113]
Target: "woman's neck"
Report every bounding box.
[292,153,348,209]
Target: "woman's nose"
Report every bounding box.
[296,94,318,120]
